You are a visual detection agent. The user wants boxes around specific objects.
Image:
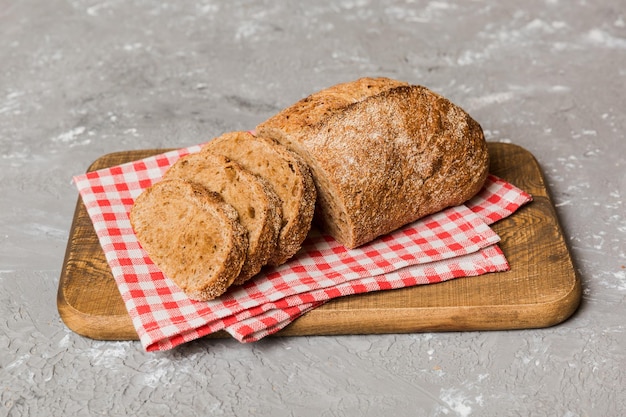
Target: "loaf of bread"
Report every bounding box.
[129,179,247,301]
[202,131,316,266]
[257,77,489,248]
[130,76,489,301]
[164,152,283,284]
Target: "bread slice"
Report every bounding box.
[164,152,282,284]
[201,131,316,266]
[130,179,247,301]
[256,77,489,248]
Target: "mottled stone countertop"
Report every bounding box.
[1,1,624,416]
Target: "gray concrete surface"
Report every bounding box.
[1,0,625,416]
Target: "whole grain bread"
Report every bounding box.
[202,131,316,266]
[164,152,282,284]
[129,179,247,301]
[256,77,489,248]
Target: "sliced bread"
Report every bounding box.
[202,131,316,266]
[164,152,282,284]
[130,179,247,301]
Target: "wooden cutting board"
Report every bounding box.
[57,142,581,341]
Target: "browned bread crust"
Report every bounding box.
[164,152,282,284]
[129,179,247,301]
[257,77,489,248]
[202,131,316,266]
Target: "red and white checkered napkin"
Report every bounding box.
[73,145,532,351]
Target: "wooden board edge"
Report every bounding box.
[57,197,139,340]
[504,142,583,327]
[277,267,583,337]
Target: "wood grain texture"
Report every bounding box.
[57,142,581,341]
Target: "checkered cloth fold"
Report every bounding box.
[73,145,531,351]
